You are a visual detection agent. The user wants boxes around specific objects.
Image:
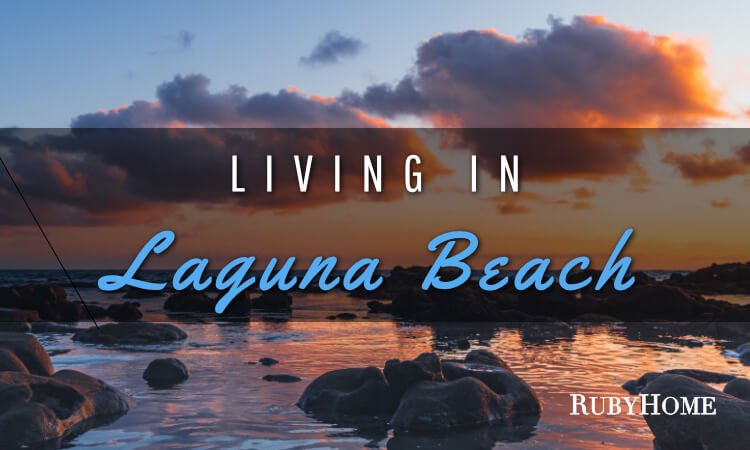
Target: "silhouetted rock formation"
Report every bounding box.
[0,333,132,447]
[297,350,540,434]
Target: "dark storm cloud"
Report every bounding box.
[300,31,365,66]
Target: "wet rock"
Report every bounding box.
[442,358,540,420]
[724,378,750,400]
[465,349,510,370]
[384,353,444,397]
[0,332,54,376]
[0,284,83,322]
[263,374,302,383]
[30,322,80,333]
[0,348,29,373]
[731,342,750,364]
[642,374,750,450]
[390,378,505,433]
[0,308,40,323]
[143,358,189,388]
[259,357,279,366]
[164,291,214,313]
[0,321,32,333]
[254,290,292,311]
[664,369,735,383]
[456,339,471,350]
[335,313,357,320]
[668,262,750,294]
[297,367,394,417]
[600,285,707,321]
[0,369,132,447]
[621,369,734,395]
[73,322,187,345]
[220,290,253,317]
[106,302,143,321]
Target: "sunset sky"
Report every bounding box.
[1,1,750,270]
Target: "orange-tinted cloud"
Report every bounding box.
[341,16,725,127]
[711,199,731,208]
[662,150,749,184]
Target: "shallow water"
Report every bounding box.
[31,318,746,449]
[5,270,749,449]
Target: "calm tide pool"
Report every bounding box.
[31,319,746,449]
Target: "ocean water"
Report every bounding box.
[3,270,749,449]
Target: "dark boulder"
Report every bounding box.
[254,290,292,311]
[642,374,750,450]
[259,357,279,366]
[73,322,187,345]
[465,349,510,370]
[297,367,394,418]
[0,369,132,447]
[0,332,54,376]
[143,358,189,388]
[106,302,143,321]
[442,364,540,420]
[164,290,214,313]
[220,290,253,317]
[621,369,734,395]
[0,348,29,373]
[601,285,708,321]
[384,353,444,397]
[390,378,505,433]
[724,378,750,401]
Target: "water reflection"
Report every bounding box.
[39,320,749,449]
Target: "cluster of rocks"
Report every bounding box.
[667,262,750,295]
[621,371,750,449]
[0,332,133,447]
[163,289,292,316]
[0,284,144,323]
[363,264,750,323]
[297,349,540,434]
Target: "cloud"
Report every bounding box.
[662,150,749,184]
[711,199,731,208]
[178,30,195,50]
[569,187,597,199]
[340,16,724,127]
[1,127,451,226]
[72,74,388,128]
[300,31,364,66]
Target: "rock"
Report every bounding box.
[0,332,54,376]
[143,358,189,388]
[262,374,302,383]
[465,349,510,370]
[0,321,32,333]
[254,290,292,311]
[0,348,29,373]
[335,313,357,320]
[220,290,253,317]
[601,285,707,321]
[664,369,735,383]
[642,374,750,449]
[0,285,83,322]
[442,362,541,420]
[623,370,736,395]
[0,309,40,323]
[164,291,214,313]
[456,339,471,350]
[390,378,505,433]
[106,302,143,321]
[297,367,394,418]
[669,262,750,294]
[0,369,132,447]
[73,323,187,345]
[384,353,444,397]
[259,357,279,366]
[724,378,750,400]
